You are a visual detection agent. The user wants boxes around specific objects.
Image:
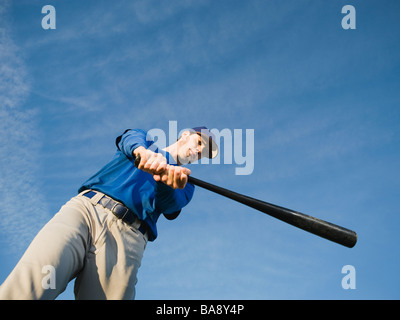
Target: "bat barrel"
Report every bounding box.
[134,155,357,248]
[188,176,357,248]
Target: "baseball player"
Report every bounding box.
[0,126,218,300]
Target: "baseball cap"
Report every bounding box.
[190,126,219,159]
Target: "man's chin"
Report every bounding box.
[178,155,198,165]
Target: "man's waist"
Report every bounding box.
[81,189,150,240]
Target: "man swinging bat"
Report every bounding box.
[0,126,218,300]
[0,125,357,300]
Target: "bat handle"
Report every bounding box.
[134,154,141,168]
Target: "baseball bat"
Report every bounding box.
[134,155,357,248]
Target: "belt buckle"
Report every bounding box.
[113,204,129,220]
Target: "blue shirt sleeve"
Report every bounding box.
[155,181,195,214]
[116,129,153,159]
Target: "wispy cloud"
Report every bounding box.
[0,1,50,253]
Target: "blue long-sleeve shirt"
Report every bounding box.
[78,129,195,241]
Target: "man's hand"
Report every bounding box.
[157,165,191,189]
[133,147,191,189]
[134,146,168,176]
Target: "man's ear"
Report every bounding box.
[179,130,191,141]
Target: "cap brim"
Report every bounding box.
[207,136,219,159]
[189,127,219,159]
[197,132,218,159]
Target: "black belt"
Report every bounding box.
[83,190,149,237]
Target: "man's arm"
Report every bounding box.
[155,180,194,214]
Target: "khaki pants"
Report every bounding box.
[0,191,147,300]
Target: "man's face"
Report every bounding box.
[177,132,208,165]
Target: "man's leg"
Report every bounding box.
[74,203,147,300]
[0,196,92,300]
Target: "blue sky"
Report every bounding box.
[0,0,399,299]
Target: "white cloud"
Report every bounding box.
[131,0,207,25]
[0,2,50,253]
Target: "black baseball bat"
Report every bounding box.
[134,155,357,248]
[188,176,357,248]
